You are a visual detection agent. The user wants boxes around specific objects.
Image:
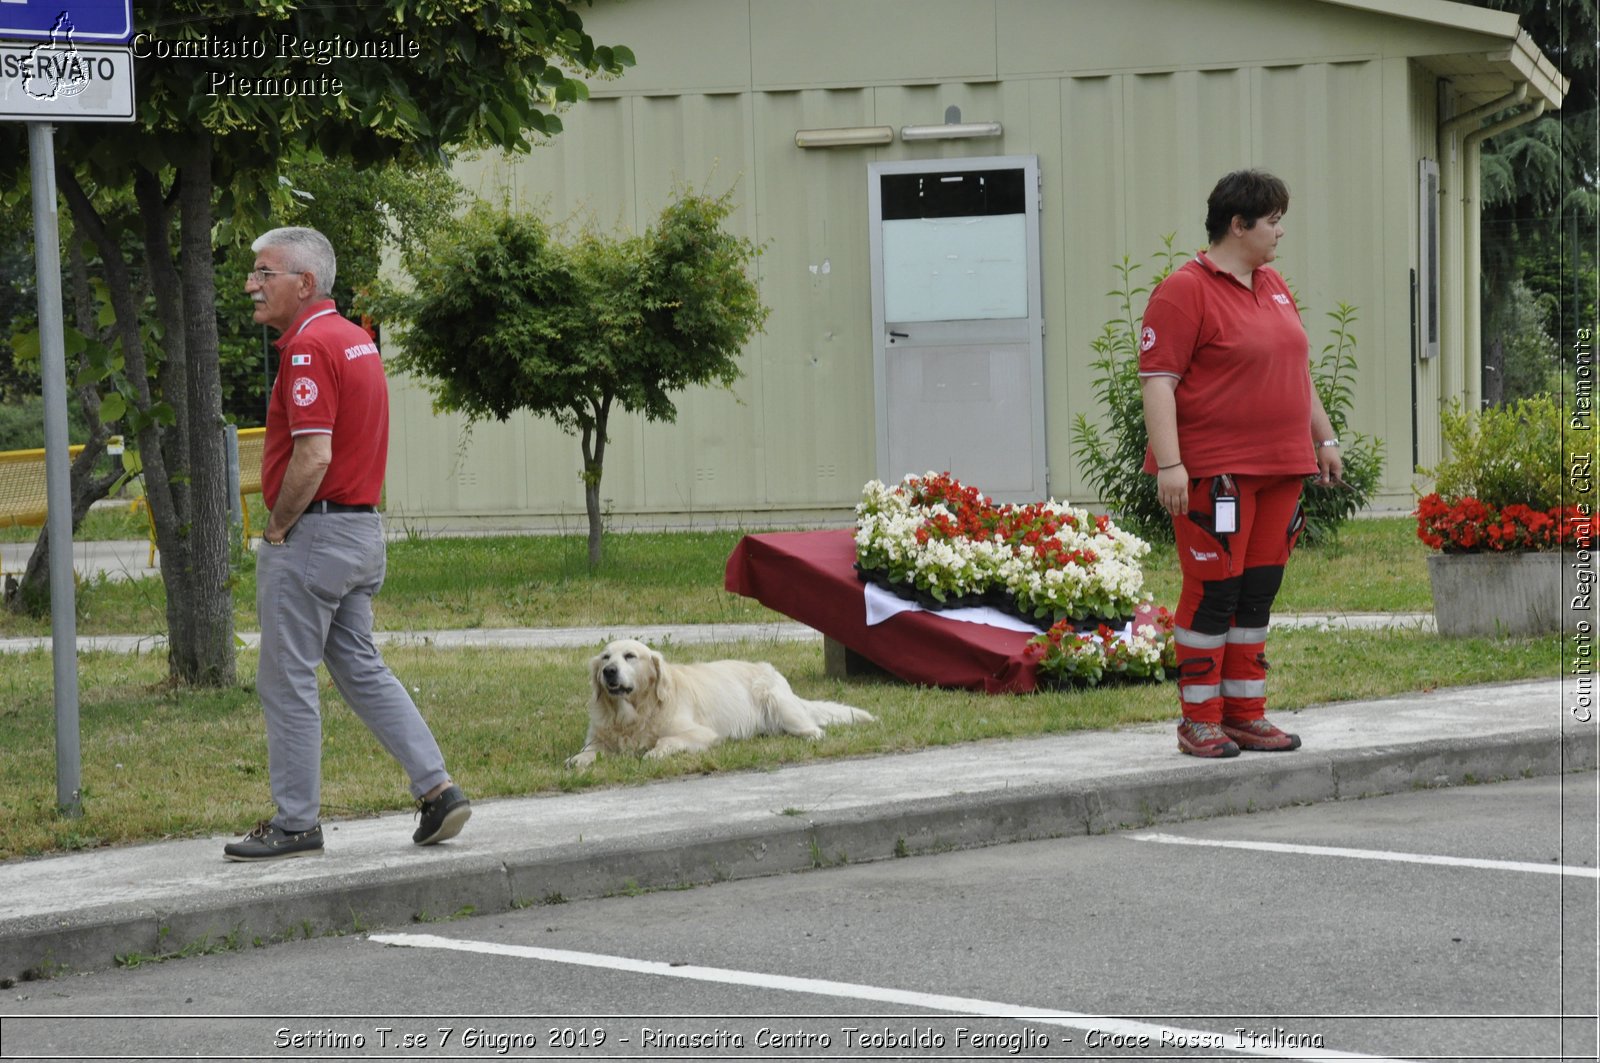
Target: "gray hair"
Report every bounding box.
[251,226,337,298]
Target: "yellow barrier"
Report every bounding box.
[134,426,267,563]
[1,428,265,573]
[236,426,265,542]
[0,444,87,578]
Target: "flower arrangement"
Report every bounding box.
[855,472,1152,623]
[1414,396,1595,554]
[855,472,1174,686]
[1024,605,1176,687]
[1414,494,1589,553]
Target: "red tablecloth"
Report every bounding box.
[724,529,1042,693]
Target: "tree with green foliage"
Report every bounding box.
[0,221,35,405]
[375,191,769,567]
[1464,0,1597,402]
[0,1,631,684]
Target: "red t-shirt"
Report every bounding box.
[262,300,389,509]
[1137,253,1316,478]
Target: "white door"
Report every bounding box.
[868,156,1046,501]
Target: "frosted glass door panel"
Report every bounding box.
[882,215,1027,322]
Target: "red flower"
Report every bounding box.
[1415,492,1572,554]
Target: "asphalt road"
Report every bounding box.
[3,772,1595,1063]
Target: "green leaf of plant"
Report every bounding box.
[99,392,127,423]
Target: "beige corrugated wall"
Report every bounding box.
[381,0,1521,527]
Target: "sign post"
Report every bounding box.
[4,1,136,817]
[26,118,82,817]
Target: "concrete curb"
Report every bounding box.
[2,689,1589,984]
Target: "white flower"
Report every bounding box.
[855,472,1157,622]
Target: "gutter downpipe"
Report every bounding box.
[1463,99,1546,409]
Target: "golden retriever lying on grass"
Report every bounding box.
[565,638,876,766]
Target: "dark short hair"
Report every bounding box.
[1204,170,1290,243]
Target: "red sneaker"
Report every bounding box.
[1177,719,1240,758]
[1221,717,1302,752]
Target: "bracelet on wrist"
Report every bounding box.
[1317,438,1341,449]
[1157,460,1184,470]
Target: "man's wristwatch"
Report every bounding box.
[1317,439,1341,449]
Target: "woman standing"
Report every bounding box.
[1138,170,1345,758]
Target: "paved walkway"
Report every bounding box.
[0,537,156,585]
[0,612,1435,656]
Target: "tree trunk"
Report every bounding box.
[7,236,128,615]
[167,137,236,686]
[58,165,179,592]
[579,395,612,569]
[9,440,123,614]
[58,151,235,685]
[131,168,188,607]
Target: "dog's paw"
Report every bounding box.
[565,751,597,769]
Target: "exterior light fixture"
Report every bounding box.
[899,121,1003,141]
[794,126,894,148]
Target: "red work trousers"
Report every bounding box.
[1170,474,1305,725]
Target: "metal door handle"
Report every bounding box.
[888,330,909,340]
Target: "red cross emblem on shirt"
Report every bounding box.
[291,377,319,406]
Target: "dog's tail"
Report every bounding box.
[801,698,876,727]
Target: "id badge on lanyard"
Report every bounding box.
[1212,474,1239,535]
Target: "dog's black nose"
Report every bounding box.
[602,664,618,681]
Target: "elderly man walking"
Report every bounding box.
[224,226,469,861]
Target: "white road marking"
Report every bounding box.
[1130,833,1600,878]
[370,931,1416,1061]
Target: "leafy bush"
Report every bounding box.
[1420,394,1577,512]
[1070,239,1384,545]
[0,395,89,451]
[1069,238,1181,540]
[1300,303,1385,544]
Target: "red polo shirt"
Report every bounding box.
[262,300,389,509]
[1137,253,1316,478]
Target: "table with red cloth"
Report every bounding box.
[723,529,1044,693]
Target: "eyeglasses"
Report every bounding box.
[247,267,300,283]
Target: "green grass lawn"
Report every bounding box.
[0,628,1558,859]
[0,500,153,544]
[0,517,1432,639]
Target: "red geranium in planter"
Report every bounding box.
[1415,493,1592,554]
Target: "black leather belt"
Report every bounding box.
[305,500,376,514]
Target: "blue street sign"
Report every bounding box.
[0,0,134,44]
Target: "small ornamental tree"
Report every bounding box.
[377,190,769,566]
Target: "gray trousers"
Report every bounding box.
[256,511,449,831]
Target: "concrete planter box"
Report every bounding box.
[1427,550,1592,637]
